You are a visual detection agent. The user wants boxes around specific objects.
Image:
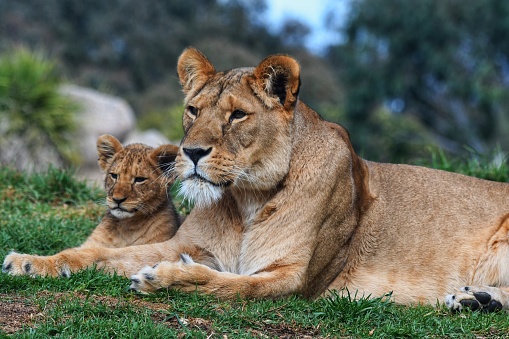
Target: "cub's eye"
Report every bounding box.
[109,173,118,180]
[134,177,147,183]
[229,109,247,123]
[187,106,198,117]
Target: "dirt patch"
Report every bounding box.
[0,294,44,334]
[247,322,321,339]
[0,291,172,334]
[0,292,323,337]
[151,309,322,338]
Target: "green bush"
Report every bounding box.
[322,104,435,162]
[0,47,79,165]
[416,147,509,182]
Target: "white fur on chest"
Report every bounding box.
[231,192,274,275]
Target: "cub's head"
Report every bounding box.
[97,134,179,219]
[175,47,301,207]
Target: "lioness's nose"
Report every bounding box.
[183,147,212,165]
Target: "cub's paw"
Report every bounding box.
[445,286,506,312]
[2,252,70,278]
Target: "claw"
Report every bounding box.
[59,266,71,278]
[2,262,12,273]
[143,273,154,281]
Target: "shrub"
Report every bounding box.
[0,47,79,165]
[416,147,509,182]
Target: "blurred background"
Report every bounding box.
[1,0,509,176]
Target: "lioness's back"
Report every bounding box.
[367,162,509,232]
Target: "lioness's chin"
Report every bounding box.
[178,179,223,208]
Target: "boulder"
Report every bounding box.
[59,84,136,167]
[124,129,172,147]
[0,84,178,186]
[0,117,64,171]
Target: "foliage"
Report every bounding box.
[0,0,342,118]
[321,104,435,162]
[327,0,509,158]
[2,157,509,336]
[2,0,509,164]
[415,147,509,182]
[0,47,79,165]
[0,1,283,104]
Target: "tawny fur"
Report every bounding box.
[4,49,509,310]
[3,134,180,277]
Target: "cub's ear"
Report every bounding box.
[97,134,123,172]
[251,54,301,110]
[150,144,179,179]
[177,47,216,95]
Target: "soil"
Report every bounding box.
[0,291,322,338]
[0,294,44,334]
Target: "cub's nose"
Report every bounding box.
[183,147,212,165]
[112,197,127,205]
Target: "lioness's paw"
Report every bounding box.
[129,255,198,294]
[446,286,506,312]
[2,252,70,278]
[130,264,164,294]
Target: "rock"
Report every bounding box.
[0,84,178,187]
[124,129,173,147]
[59,84,136,167]
[0,126,64,172]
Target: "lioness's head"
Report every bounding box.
[175,47,301,207]
[97,134,179,219]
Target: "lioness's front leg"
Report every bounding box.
[129,254,304,299]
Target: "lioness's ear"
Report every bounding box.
[97,134,123,172]
[150,144,179,179]
[252,54,301,110]
[177,47,216,95]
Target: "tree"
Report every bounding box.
[327,0,509,158]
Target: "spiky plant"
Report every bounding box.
[0,47,79,166]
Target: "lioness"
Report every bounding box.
[4,48,509,312]
[3,134,180,277]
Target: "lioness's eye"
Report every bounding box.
[187,106,198,117]
[229,109,247,123]
[109,173,118,180]
[134,177,147,183]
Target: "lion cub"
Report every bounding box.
[2,134,180,277]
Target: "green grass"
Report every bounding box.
[415,147,509,182]
[1,154,509,338]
